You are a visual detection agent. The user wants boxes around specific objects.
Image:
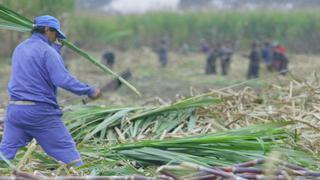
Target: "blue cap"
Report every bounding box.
[34,15,66,39]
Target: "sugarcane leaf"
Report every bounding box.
[0,23,29,32]
[97,122,304,167]
[0,4,32,25]
[119,147,208,166]
[187,110,197,131]
[107,129,118,145]
[0,152,15,170]
[129,97,221,121]
[155,109,191,136]
[82,108,135,142]
[100,126,107,140]
[255,137,266,154]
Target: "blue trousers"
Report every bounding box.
[0,104,83,166]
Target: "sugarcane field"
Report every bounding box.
[1,1,320,180]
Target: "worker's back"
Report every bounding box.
[8,33,60,107]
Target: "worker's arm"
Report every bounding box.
[45,48,99,98]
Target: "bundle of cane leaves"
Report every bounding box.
[123,94,221,139]
[0,4,140,95]
[65,105,142,143]
[64,95,221,143]
[87,122,314,169]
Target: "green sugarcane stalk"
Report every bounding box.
[0,152,15,170]
[0,4,140,96]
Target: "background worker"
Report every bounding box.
[0,15,101,166]
[102,51,115,69]
[158,39,169,67]
[247,41,261,79]
[219,40,233,75]
[261,40,273,72]
[205,44,218,75]
[272,43,289,75]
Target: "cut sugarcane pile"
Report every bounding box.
[207,73,320,155]
[64,73,320,155]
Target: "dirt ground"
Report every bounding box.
[0,49,319,108]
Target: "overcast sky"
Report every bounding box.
[103,0,180,14]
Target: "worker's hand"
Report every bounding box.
[89,88,102,100]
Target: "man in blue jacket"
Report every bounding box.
[0,15,101,166]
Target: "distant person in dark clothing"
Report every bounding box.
[102,51,115,69]
[158,39,168,67]
[261,40,273,72]
[247,42,261,79]
[205,45,218,75]
[219,41,233,75]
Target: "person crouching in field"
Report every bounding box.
[272,43,289,75]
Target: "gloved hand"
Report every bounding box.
[52,39,64,54]
[89,88,102,100]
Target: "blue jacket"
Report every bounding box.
[8,33,95,108]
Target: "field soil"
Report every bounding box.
[0,49,319,107]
